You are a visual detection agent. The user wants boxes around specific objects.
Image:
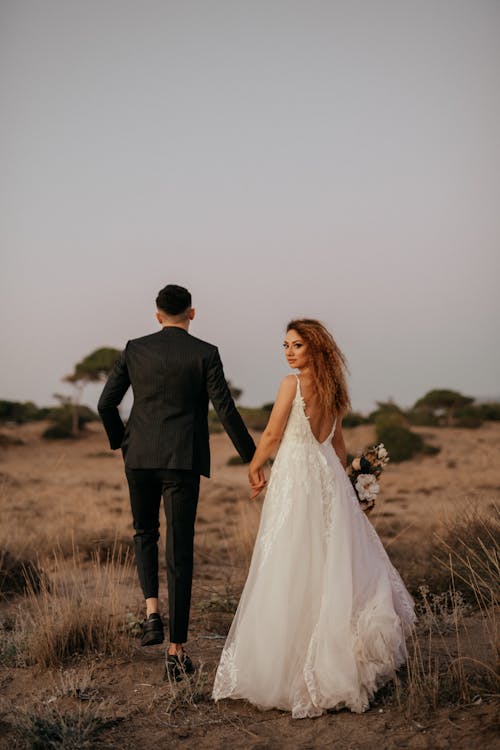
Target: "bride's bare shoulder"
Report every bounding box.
[273,374,297,404]
[279,374,298,391]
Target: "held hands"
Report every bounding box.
[248,463,267,500]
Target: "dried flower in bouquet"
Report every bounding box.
[347,443,389,513]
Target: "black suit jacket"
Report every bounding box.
[97,327,255,477]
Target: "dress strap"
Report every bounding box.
[327,419,337,442]
[295,374,301,397]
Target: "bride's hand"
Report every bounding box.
[248,464,267,500]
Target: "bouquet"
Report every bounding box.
[347,443,389,513]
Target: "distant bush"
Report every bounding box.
[369,400,440,461]
[406,409,440,427]
[421,443,441,456]
[343,411,371,428]
[454,405,483,429]
[227,455,244,466]
[0,433,25,447]
[375,423,425,462]
[477,402,500,421]
[0,400,50,424]
[42,406,98,440]
[238,408,269,431]
[261,402,274,413]
[369,401,407,426]
[42,423,76,440]
[374,411,439,461]
[209,407,269,434]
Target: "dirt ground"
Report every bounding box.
[0,420,498,749]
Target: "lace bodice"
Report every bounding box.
[282,376,337,446]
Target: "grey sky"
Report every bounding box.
[1,0,499,413]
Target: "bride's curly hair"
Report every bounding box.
[286,319,350,416]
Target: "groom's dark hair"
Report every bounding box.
[156,284,192,316]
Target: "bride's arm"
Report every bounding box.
[332,417,347,469]
[248,375,296,498]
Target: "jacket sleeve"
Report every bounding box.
[206,347,256,463]
[97,347,130,449]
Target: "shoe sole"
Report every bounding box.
[141,632,164,646]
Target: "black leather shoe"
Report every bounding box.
[141,613,164,646]
[163,652,195,682]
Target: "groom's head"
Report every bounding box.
[156,284,195,327]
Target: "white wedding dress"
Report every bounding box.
[212,377,416,719]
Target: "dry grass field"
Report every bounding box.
[0,420,498,749]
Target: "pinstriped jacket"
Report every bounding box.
[97,327,255,477]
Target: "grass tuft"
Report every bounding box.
[391,561,499,717]
[11,546,136,668]
[10,702,119,750]
[386,504,500,603]
[0,548,45,598]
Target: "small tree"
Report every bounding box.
[63,347,121,436]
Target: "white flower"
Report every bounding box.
[377,444,389,461]
[355,474,380,501]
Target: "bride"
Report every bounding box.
[212,319,416,719]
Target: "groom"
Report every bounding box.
[98,284,257,680]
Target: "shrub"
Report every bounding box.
[454,405,483,428]
[405,409,440,427]
[0,400,50,424]
[0,433,25,447]
[42,406,98,440]
[261,402,274,413]
[227,455,244,466]
[210,407,269,433]
[42,422,76,440]
[375,422,425,462]
[421,443,440,456]
[369,401,407,426]
[373,405,439,462]
[343,411,370,427]
[478,401,500,421]
[11,703,117,750]
[237,408,269,431]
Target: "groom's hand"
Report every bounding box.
[248,465,267,500]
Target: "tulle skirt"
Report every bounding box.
[212,439,416,718]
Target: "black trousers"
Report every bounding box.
[125,468,200,644]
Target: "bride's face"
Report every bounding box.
[284,329,310,370]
